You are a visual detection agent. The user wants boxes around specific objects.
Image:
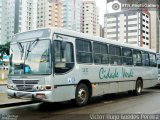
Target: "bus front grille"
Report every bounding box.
[12,80,39,91]
[16,85,34,91]
[12,80,24,84]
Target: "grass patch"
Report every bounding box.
[0,78,7,81]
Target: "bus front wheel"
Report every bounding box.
[75,83,89,107]
[134,79,143,95]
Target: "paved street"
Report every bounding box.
[0,85,7,93]
[0,86,160,120]
[0,85,32,107]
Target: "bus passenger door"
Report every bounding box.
[53,34,75,74]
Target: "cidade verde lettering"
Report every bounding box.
[122,68,133,78]
[99,68,134,80]
[99,68,118,80]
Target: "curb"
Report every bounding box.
[0,101,40,108]
[0,84,7,86]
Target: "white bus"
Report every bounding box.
[7,28,158,106]
[156,53,160,81]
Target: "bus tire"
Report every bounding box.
[133,79,143,96]
[128,90,134,95]
[75,83,89,107]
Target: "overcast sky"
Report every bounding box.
[95,0,106,26]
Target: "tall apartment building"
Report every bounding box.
[0,0,2,44]
[0,0,22,44]
[36,0,53,28]
[37,0,81,31]
[159,3,160,52]
[149,0,160,52]
[20,0,37,32]
[50,0,62,27]
[62,0,81,32]
[104,9,151,49]
[33,0,63,28]
[81,0,100,36]
[0,0,37,44]
[146,0,159,52]
[37,0,51,28]
[150,10,159,52]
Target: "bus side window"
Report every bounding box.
[109,45,122,65]
[54,40,74,74]
[76,39,93,64]
[142,52,150,66]
[122,48,133,65]
[93,42,109,64]
[149,53,156,67]
[133,50,142,66]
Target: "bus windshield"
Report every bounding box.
[9,39,51,75]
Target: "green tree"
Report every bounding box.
[3,42,10,55]
[0,42,10,59]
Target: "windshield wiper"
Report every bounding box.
[17,42,24,60]
[25,38,39,60]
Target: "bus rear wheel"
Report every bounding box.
[75,83,89,107]
[134,79,143,95]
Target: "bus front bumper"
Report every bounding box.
[7,89,53,102]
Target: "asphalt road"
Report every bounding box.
[0,86,160,120]
[0,85,7,93]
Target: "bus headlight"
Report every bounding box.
[11,85,14,90]
[39,85,45,91]
[7,84,11,89]
[33,85,51,91]
[33,85,45,91]
[7,84,16,90]
[33,85,38,91]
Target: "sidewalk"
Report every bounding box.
[0,92,38,108]
[0,80,39,108]
[0,92,28,104]
[0,85,7,93]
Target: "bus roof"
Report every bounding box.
[51,27,156,53]
[14,27,156,53]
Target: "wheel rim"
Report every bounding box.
[77,88,87,104]
[137,82,142,93]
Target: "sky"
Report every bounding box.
[95,0,106,26]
